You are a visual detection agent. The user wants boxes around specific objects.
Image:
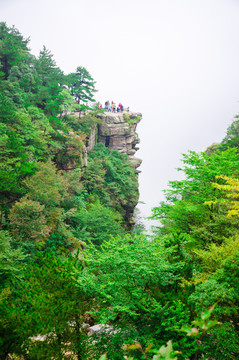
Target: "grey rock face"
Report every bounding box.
[60,111,142,173]
[97,111,142,170]
[86,126,97,151]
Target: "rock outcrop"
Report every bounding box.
[58,111,142,174]
[57,110,142,228]
[96,111,142,172]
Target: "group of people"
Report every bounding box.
[103,100,129,113]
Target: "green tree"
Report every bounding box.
[8,161,82,254]
[66,201,125,246]
[0,230,25,290]
[0,94,36,223]
[0,230,25,359]
[151,148,239,249]
[34,46,64,115]
[220,115,239,150]
[79,235,194,359]
[9,198,50,244]
[0,22,29,79]
[188,255,239,359]
[149,146,239,359]
[82,143,139,226]
[16,254,90,360]
[66,66,97,108]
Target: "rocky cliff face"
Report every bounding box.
[60,110,142,228]
[87,111,142,172]
[59,111,142,174]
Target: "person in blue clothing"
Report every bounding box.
[104,100,110,111]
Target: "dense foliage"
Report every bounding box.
[0,23,239,360]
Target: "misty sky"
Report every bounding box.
[2,0,239,229]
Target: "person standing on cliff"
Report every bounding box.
[105,100,110,111]
[112,101,116,112]
[120,104,124,112]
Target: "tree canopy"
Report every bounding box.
[66,66,97,109]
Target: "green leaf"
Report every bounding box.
[99,355,107,360]
[153,340,179,360]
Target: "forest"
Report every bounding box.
[0,22,239,360]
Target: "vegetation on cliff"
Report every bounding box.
[0,23,239,360]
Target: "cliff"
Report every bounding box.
[58,110,142,228]
[87,111,142,172]
[86,110,142,227]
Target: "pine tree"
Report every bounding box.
[66,66,97,107]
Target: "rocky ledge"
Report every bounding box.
[96,111,142,172]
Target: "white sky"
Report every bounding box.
[2,0,239,229]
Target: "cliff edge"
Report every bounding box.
[90,111,142,172]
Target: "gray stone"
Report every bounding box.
[86,127,97,151]
[97,111,142,171]
[129,157,142,169]
[88,324,118,336]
